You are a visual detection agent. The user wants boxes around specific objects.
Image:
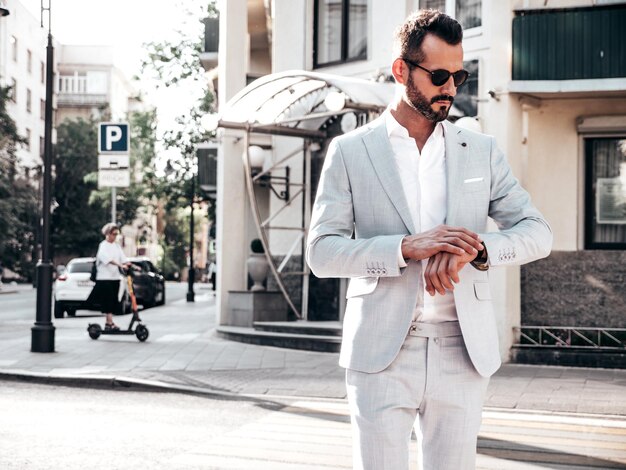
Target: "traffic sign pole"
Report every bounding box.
[112,187,116,224]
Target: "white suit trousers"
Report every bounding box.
[346,323,490,470]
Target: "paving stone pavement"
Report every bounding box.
[2,289,625,416]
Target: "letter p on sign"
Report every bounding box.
[99,123,129,154]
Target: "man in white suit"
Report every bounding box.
[306,9,552,470]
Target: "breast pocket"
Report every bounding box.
[346,277,379,298]
[463,176,488,193]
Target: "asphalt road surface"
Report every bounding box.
[1,380,624,470]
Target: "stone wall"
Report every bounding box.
[520,250,626,327]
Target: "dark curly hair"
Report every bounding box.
[393,9,463,64]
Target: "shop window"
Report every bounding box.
[585,137,626,249]
[419,0,482,30]
[314,0,367,68]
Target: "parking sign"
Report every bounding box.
[99,123,129,154]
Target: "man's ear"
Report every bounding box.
[391,58,409,85]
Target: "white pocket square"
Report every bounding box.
[464,177,484,183]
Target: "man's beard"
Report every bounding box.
[405,74,454,122]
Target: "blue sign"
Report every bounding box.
[99,123,129,154]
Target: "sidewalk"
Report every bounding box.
[1,290,625,417]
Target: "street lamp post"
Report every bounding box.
[31,0,55,352]
[187,175,195,302]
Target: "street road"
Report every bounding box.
[1,380,624,470]
[0,281,194,344]
[0,281,190,317]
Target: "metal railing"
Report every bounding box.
[513,326,626,350]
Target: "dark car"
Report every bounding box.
[128,257,166,308]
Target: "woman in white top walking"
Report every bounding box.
[91,223,130,330]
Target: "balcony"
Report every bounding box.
[56,72,108,107]
[511,5,626,97]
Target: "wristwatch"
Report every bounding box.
[471,244,489,271]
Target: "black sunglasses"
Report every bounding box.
[402,58,469,87]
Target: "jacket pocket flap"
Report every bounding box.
[346,277,379,298]
[473,281,492,300]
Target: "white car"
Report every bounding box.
[53,257,130,318]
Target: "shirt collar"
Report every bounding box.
[384,108,445,141]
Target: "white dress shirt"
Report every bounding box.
[96,240,127,281]
[385,110,457,323]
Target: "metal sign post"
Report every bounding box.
[98,123,130,223]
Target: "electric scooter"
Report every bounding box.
[87,268,149,342]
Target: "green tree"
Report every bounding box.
[0,84,38,280]
[51,118,107,257]
[139,1,218,273]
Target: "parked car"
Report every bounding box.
[53,257,129,318]
[127,257,166,308]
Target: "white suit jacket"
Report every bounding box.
[306,116,552,377]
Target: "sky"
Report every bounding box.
[21,0,205,75]
[20,0,210,162]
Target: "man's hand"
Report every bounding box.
[424,250,476,296]
[401,225,483,262]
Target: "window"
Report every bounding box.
[314,0,367,68]
[40,99,45,120]
[10,78,17,103]
[420,0,445,10]
[10,35,17,62]
[26,89,32,113]
[25,129,31,151]
[456,0,481,29]
[40,137,45,157]
[453,59,478,117]
[41,62,45,84]
[419,0,482,30]
[585,137,626,249]
[27,50,32,74]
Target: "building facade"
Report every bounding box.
[212,0,626,365]
[0,0,53,172]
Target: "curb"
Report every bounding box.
[2,369,625,423]
[0,369,325,405]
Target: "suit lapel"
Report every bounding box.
[444,121,470,225]
[362,120,416,234]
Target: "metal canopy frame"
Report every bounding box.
[216,71,395,319]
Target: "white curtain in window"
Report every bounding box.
[317,0,343,64]
[456,0,481,29]
[419,0,445,11]
[348,0,367,60]
[590,138,626,244]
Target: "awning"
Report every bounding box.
[216,70,397,138]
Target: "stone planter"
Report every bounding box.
[247,253,269,292]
